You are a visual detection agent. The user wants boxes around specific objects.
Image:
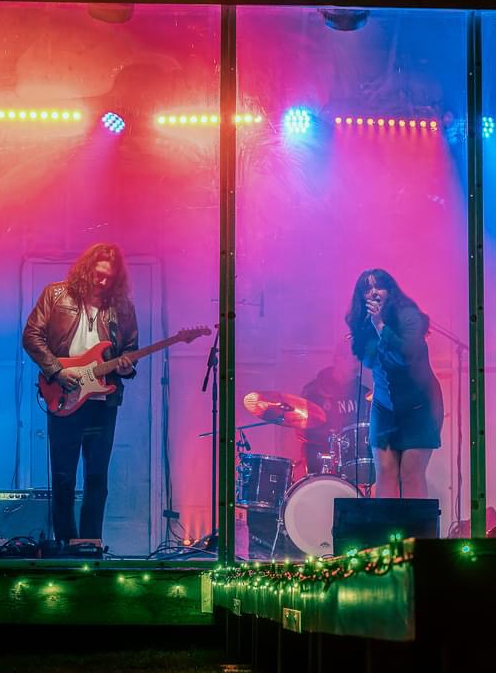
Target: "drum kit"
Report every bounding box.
[236,391,375,557]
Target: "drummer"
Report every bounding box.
[297,339,371,475]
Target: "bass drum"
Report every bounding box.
[282,474,361,557]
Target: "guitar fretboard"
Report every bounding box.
[93,334,183,377]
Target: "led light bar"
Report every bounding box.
[334,115,438,131]
[155,113,263,126]
[0,109,82,122]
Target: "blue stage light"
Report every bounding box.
[101,112,125,134]
[482,116,494,138]
[284,107,311,135]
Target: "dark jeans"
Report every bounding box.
[47,401,118,543]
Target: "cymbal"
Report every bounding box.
[243,391,326,429]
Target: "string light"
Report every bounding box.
[211,537,413,598]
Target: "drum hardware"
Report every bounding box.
[316,452,337,475]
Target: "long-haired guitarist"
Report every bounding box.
[23,243,139,547]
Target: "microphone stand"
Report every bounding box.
[429,321,468,530]
[201,326,219,551]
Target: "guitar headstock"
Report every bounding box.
[177,325,212,343]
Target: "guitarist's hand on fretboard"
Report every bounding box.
[116,355,134,376]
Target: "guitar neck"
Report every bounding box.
[93,334,183,377]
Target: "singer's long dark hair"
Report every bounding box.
[345,269,429,360]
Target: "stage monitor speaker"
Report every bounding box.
[332,498,440,557]
[0,490,82,541]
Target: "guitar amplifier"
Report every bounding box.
[0,490,83,541]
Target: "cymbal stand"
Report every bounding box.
[270,502,285,559]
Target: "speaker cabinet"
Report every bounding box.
[0,490,82,541]
[332,497,440,556]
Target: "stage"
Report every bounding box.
[214,538,496,672]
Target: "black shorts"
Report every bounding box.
[369,399,443,451]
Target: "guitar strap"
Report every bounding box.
[108,306,119,357]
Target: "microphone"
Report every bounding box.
[240,430,252,452]
[364,293,380,323]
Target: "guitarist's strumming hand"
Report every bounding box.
[55,367,82,392]
[116,354,134,376]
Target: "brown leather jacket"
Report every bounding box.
[22,281,139,406]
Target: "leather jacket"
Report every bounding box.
[23,281,139,406]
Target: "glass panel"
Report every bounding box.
[0,2,220,559]
[235,6,469,560]
[483,12,496,539]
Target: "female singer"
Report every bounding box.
[346,269,443,498]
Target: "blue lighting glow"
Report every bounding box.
[284,107,311,134]
[101,112,125,134]
[483,116,494,138]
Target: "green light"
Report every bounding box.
[346,548,358,557]
[461,544,472,554]
[142,573,150,581]
[81,564,91,572]
[117,574,126,583]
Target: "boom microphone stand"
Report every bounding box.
[201,326,220,551]
[429,321,468,530]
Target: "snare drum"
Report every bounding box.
[283,474,361,557]
[339,422,375,485]
[236,453,293,510]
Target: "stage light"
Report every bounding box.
[284,107,311,134]
[0,108,82,123]
[319,8,369,31]
[332,115,438,134]
[88,3,134,23]
[482,116,494,138]
[154,112,262,127]
[101,111,125,134]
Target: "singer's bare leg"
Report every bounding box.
[372,447,400,498]
[399,449,433,498]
